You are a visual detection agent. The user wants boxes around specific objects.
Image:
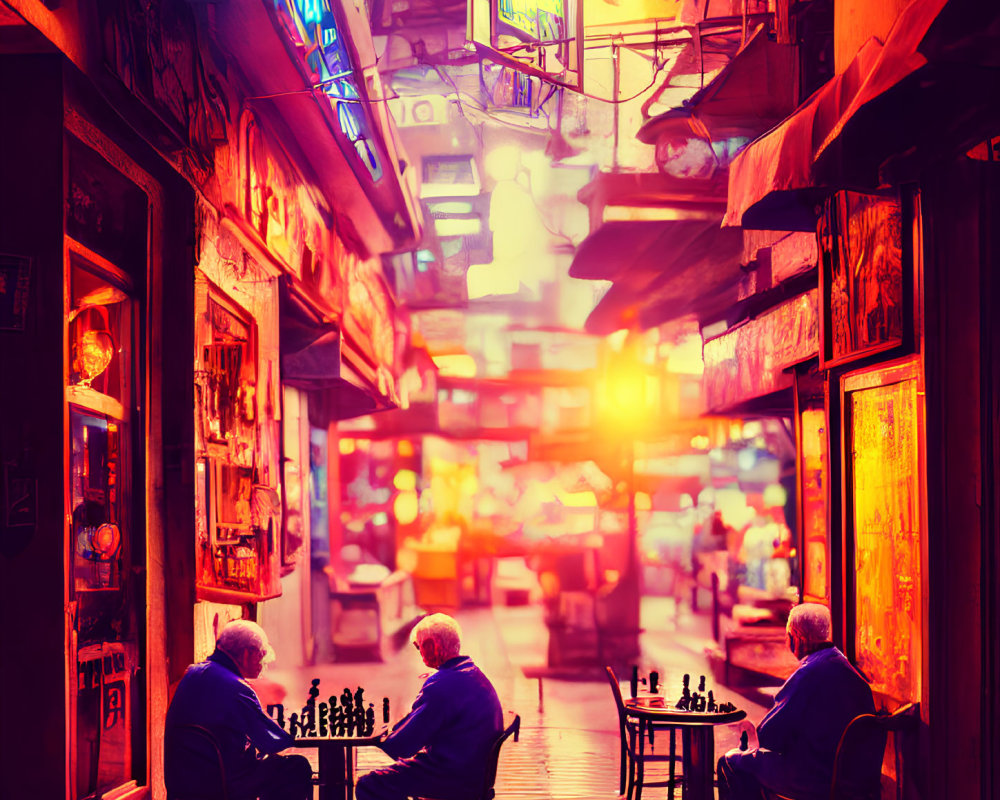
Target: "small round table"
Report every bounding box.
[624,697,746,800]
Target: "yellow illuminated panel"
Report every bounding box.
[850,378,922,702]
[800,408,829,603]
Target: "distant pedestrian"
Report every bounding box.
[356,613,504,800]
[164,619,312,800]
[717,603,875,800]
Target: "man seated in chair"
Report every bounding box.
[356,613,504,800]
[717,603,876,800]
[165,619,312,800]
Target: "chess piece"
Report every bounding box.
[354,686,365,710]
[267,703,285,730]
[341,687,353,710]
[382,697,390,724]
[332,704,346,736]
[740,730,749,751]
[302,704,317,737]
[308,678,321,704]
[707,691,716,712]
[366,703,375,736]
[698,675,706,693]
[649,671,659,694]
[630,665,639,699]
[288,711,300,738]
[319,702,329,737]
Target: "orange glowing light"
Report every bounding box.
[74,329,115,386]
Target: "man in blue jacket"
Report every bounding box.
[164,619,312,800]
[356,613,504,800]
[717,603,876,800]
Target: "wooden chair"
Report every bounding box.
[830,702,920,800]
[165,723,228,800]
[410,713,520,800]
[605,666,685,800]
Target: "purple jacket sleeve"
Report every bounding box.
[380,677,446,759]
[235,681,294,755]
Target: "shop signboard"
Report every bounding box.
[819,190,916,367]
[468,0,584,91]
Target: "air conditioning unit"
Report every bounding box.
[389,95,450,127]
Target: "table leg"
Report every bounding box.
[317,742,349,800]
[684,727,716,800]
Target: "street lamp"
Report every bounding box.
[594,334,658,660]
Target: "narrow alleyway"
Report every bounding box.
[265,599,769,800]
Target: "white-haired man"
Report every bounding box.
[717,603,876,800]
[165,619,312,800]
[356,613,504,800]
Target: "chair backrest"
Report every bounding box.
[604,665,629,735]
[830,703,920,800]
[165,723,228,800]
[480,713,521,800]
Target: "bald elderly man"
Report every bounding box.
[717,603,876,800]
[356,613,504,800]
[165,619,312,800]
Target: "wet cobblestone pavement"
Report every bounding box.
[267,598,769,800]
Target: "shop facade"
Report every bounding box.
[0,1,418,798]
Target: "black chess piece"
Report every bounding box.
[267,703,285,730]
[288,711,300,738]
[682,673,690,691]
[332,704,345,736]
[740,730,749,751]
[382,697,390,724]
[649,671,659,694]
[707,691,716,712]
[366,703,375,736]
[302,703,317,737]
[630,665,639,699]
[698,675,706,693]
[319,702,329,737]
[354,686,365,710]
[309,678,321,703]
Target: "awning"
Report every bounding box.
[570,169,740,334]
[638,25,797,146]
[814,0,1000,188]
[279,278,393,422]
[582,224,744,335]
[570,219,720,284]
[723,37,884,231]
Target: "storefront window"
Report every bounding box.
[66,240,140,799]
[847,367,923,703]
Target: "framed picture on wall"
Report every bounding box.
[842,358,924,704]
[819,190,917,368]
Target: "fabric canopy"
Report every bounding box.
[814,0,1000,188]
[582,223,744,335]
[280,278,390,422]
[638,25,797,145]
[569,218,721,285]
[723,38,883,231]
[728,0,1000,222]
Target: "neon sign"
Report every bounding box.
[497,0,565,41]
[273,0,383,181]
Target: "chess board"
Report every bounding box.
[267,679,390,740]
[625,670,745,723]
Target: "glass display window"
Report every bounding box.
[64,235,141,799]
